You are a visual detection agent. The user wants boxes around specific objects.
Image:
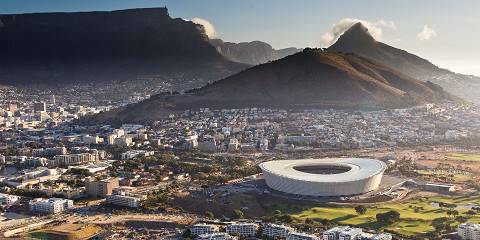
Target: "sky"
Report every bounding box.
[1,0,479,76]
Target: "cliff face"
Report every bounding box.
[0,8,247,86]
[210,39,301,65]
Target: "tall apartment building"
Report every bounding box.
[262,223,293,239]
[30,198,73,214]
[459,223,480,240]
[85,178,119,198]
[226,222,258,237]
[33,102,47,113]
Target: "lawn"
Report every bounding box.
[446,153,480,162]
[282,196,480,237]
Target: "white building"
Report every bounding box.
[458,222,480,240]
[263,223,292,239]
[120,150,154,160]
[370,233,392,240]
[287,232,320,240]
[190,223,220,236]
[0,193,19,206]
[339,227,362,240]
[83,135,102,144]
[106,193,141,208]
[226,222,258,237]
[323,226,350,240]
[30,198,73,214]
[196,232,235,240]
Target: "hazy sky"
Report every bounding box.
[1,0,479,76]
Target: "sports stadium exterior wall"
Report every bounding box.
[260,158,386,197]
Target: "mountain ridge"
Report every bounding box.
[327,22,480,103]
[0,7,247,87]
[210,39,302,65]
[86,49,455,124]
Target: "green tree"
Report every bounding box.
[205,211,214,219]
[233,209,244,219]
[376,210,400,225]
[355,205,367,215]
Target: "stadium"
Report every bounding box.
[259,158,387,197]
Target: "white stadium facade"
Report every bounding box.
[259,158,386,197]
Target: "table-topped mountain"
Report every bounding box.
[328,22,480,104]
[210,39,301,65]
[88,49,455,123]
[0,8,246,87]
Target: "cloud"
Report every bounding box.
[191,17,217,39]
[321,18,396,46]
[417,25,437,41]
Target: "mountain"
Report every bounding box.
[88,49,454,123]
[328,22,480,104]
[210,39,301,65]
[0,8,247,87]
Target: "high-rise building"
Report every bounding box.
[458,223,480,240]
[8,103,17,113]
[51,95,56,105]
[85,178,119,198]
[33,102,47,113]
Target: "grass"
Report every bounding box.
[264,195,480,237]
[446,153,480,162]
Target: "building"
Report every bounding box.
[114,137,133,147]
[260,158,386,197]
[369,233,392,240]
[458,222,480,240]
[323,226,349,240]
[196,232,236,240]
[30,198,73,214]
[262,223,292,239]
[0,193,19,206]
[424,183,456,193]
[120,150,154,160]
[83,135,102,144]
[226,222,258,237]
[339,227,363,240]
[51,153,98,167]
[190,223,220,236]
[85,178,119,198]
[106,193,141,208]
[287,232,320,240]
[33,102,47,113]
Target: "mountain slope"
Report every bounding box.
[88,49,454,123]
[210,39,301,65]
[328,22,480,103]
[0,8,247,87]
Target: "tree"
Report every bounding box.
[205,211,214,219]
[376,210,400,225]
[355,205,367,215]
[432,217,449,234]
[233,209,244,219]
[456,215,469,223]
